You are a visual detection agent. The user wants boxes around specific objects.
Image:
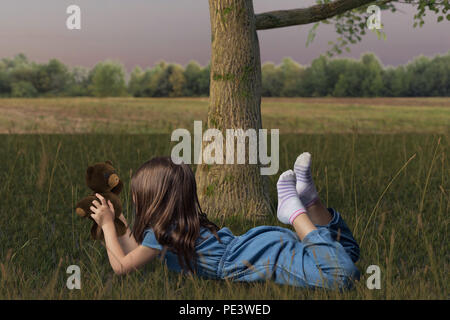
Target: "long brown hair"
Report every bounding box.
[131,156,220,272]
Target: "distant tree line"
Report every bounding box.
[0,52,448,98]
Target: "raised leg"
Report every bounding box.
[293,152,332,225]
[276,170,316,240]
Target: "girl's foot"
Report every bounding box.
[277,170,307,225]
[294,152,319,208]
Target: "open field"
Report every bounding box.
[0,97,448,299]
[0,133,448,299]
[0,97,448,134]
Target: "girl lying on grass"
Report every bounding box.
[90,153,360,289]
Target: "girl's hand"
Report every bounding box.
[90,193,115,228]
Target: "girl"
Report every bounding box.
[90,153,360,289]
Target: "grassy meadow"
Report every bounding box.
[0,97,449,134]
[0,97,448,299]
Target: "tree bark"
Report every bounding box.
[255,0,376,30]
[196,0,273,220]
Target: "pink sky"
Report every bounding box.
[1,0,449,71]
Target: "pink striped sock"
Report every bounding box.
[277,170,307,225]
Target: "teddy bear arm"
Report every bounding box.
[76,195,97,218]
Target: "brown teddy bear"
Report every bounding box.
[75,161,127,240]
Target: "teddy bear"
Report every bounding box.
[75,161,127,240]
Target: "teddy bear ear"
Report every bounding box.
[86,166,95,178]
[105,160,113,166]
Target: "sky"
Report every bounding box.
[0,0,449,71]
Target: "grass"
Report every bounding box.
[0,97,449,134]
[0,130,448,299]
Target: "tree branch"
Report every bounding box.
[255,0,389,30]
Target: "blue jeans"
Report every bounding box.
[147,208,360,289]
[215,208,360,289]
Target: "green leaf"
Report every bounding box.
[437,16,444,22]
[306,23,320,47]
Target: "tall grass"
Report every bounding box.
[0,133,448,299]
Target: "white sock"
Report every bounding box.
[294,152,319,208]
[277,170,307,225]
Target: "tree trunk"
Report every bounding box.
[195,0,273,220]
